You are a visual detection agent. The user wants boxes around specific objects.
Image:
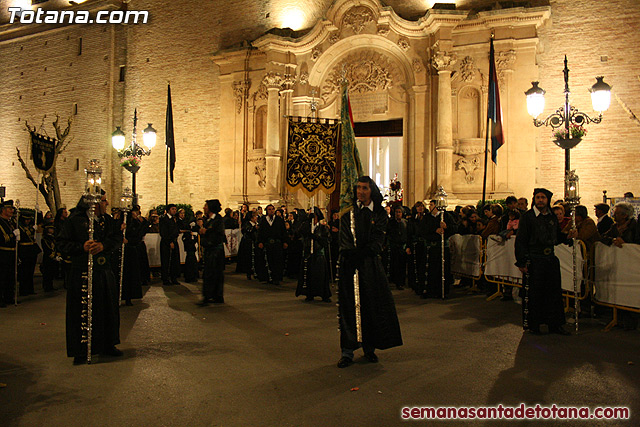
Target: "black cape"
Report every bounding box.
[338,205,403,351]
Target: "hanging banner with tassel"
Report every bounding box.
[285,117,340,196]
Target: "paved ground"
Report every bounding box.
[1,268,638,426]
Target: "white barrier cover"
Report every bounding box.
[594,242,640,309]
[144,233,187,267]
[224,229,242,257]
[449,234,482,277]
[484,237,521,279]
[555,243,584,292]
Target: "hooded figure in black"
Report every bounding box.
[515,188,570,335]
[198,199,227,305]
[295,207,331,302]
[337,176,403,368]
[58,191,123,364]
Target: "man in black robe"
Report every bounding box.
[386,205,408,290]
[58,191,123,364]
[425,200,457,299]
[121,207,145,306]
[198,199,227,305]
[18,211,41,296]
[337,176,403,368]
[406,201,431,296]
[295,207,331,302]
[0,200,18,307]
[515,188,570,335]
[257,204,288,285]
[159,204,180,286]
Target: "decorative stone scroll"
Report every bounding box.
[432,50,457,72]
[233,80,250,114]
[343,6,374,34]
[495,50,516,87]
[460,56,476,82]
[455,156,480,184]
[321,51,396,101]
[262,71,283,89]
[397,37,410,51]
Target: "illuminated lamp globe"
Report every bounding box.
[590,76,611,113]
[525,81,546,118]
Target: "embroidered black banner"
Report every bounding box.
[30,131,57,174]
[285,118,339,196]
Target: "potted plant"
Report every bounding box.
[552,123,587,149]
[120,156,141,173]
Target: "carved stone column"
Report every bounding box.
[264,72,282,196]
[432,50,457,193]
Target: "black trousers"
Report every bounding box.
[18,253,37,295]
[0,252,16,304]
[160,240,180,283]
[202,246,224,300]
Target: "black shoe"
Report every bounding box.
[364,352,379,363]
[550,326,572,336]
[527,327,542,335]
[272,281,280,286]
[102,346,123,357]
[163,281,172,286]
[212,298,225,304]
[247,274,252,280]
[396,286,404,290]
[197,299,210,306]
[337,357,353,368]
[322,298,332,303]
[125,300,133,306]
[171,281,180,285]
[501,295,513,301]
[305,296,314,302]
[73,356,86,365]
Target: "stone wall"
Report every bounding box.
[536,0,640,207]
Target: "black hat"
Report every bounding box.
[1,200,14,208]
[167,203,177,210]
[20,209,34,218]
[594,203,610,213]
[533,188,553,201]
[313,207,324,221]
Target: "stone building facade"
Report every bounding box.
[1,0,639,213]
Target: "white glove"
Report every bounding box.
[13,229,20,240]
[190,222,196,228]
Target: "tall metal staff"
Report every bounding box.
[565,170,580,332]
[350,209,362,343]
[118,188,133,306]
[435,186,448,300]
[82,160,103,364]
[14,199,20,306]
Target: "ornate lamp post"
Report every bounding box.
[83,159,103,364]
[435,185,448,300]
[525,56,611,198]
[112,109,156,205]
[118,187,133,306]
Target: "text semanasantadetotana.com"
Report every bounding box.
[401,404,630,420]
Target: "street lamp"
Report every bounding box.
[525,56,611,198]
[434,185,448,300]
[111,109,156,205]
